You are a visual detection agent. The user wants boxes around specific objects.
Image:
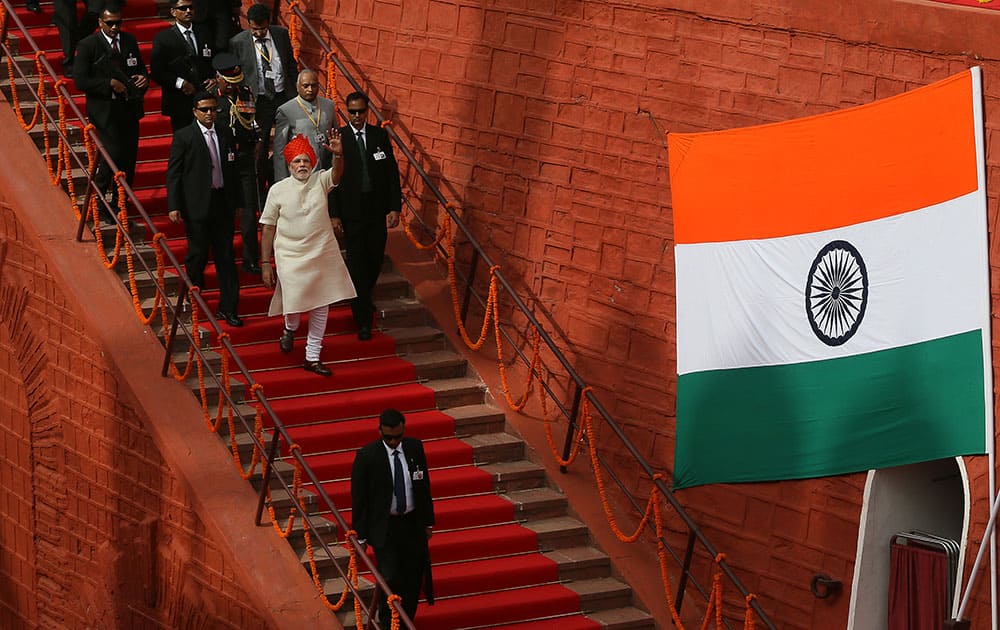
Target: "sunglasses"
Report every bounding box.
[194,106,215,112]
[173,4,194,10]
[347,108,367,115]
[102,19,122,26]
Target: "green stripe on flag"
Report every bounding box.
[674,330,986,489]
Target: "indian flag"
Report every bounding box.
[669,68,992,490]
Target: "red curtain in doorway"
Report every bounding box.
[888,542,948,630]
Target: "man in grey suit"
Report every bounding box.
[272,68,336,181]
[228,2,296,187]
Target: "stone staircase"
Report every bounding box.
[2,3,657,627]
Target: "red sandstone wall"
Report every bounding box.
[300,0,1000,626]
[0,101,337,628]
[0,206,272,629]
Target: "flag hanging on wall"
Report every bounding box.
[669,68,993,490]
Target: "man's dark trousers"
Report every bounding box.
[344,191,387,328]
[374,512,428,628]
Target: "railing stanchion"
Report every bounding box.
[459,248,480,326]
[255,427,283,526]
[75,163,99,241]
[560,384,584,473]
[675,529,697,613]
[161,285,189,377]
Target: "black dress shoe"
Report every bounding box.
[26,0,41,13]
[357,325,372,341]
[216,311,244,327]
[279,328,294,353]
[303,360,331,376]
[243,262,262,274]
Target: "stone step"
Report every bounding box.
[378,295,429,329]
[447,402,506,435]
[480,459,547,493]
[184,371,246,407]
[586,606,657,630]
[129,267,182,301]
[545,546,612,582]
[464,431,524,464]
[406,348,468,381]
[372,270,411,301]
[567,577,635,613]
[524,516,591,550]
[506,486,569,521]
[384,324,449,354]
[426,376,487,409]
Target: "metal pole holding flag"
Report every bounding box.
[949,482,1000,626]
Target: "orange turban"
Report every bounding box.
[283,133,317,165]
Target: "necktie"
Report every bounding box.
[356,130,371,191]
[184,29,196,54]
[206,129,223,188]
[392,450,406,514]
[256,37,275,96]
[111,36,119,55]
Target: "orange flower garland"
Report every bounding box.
[6,50,47,130]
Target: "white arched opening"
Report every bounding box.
[847,458,968,629]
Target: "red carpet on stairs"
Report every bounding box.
[12,2,613,627]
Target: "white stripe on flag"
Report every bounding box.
[676,190,989,375]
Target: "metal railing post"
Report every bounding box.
[560,384,584,473]
[675,529,697,613]
[75,163,99,241]
[254,428,284,526]
[459,248,480,326]
[160,286,189,377]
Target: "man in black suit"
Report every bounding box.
[331,91,402,341]
[166,91,245,327]
[150,0,217,131]
[229,2,296,189]
[192,0,239,53]
[351,409,435,628]
[73,5,148,213]
[54,0,104,76]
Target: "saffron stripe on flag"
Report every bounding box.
[670,71,979,244]
[673,330,986,489]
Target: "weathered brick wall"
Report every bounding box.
[0,203,272,629]
[0,92,338,626]
[300,0,1000,626]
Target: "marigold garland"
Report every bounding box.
[264,444,302,538]
[211,331,233,433]
[287,2,302,62]
[324,52,340,113]
[6,50,46,130]
[167,287,198,383]
[387,593,402,630]
[226,383,266,480]
[93,172,128,268]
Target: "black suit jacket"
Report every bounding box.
[73,30,148,127]
[150,23,216,121]
[228,26,297,98]
[166,121,243,221]
[351,436,435,548]
[331,123,402,223]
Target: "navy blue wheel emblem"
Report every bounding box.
[805,240,868,346]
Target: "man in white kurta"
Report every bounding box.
[260,133,356,376]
